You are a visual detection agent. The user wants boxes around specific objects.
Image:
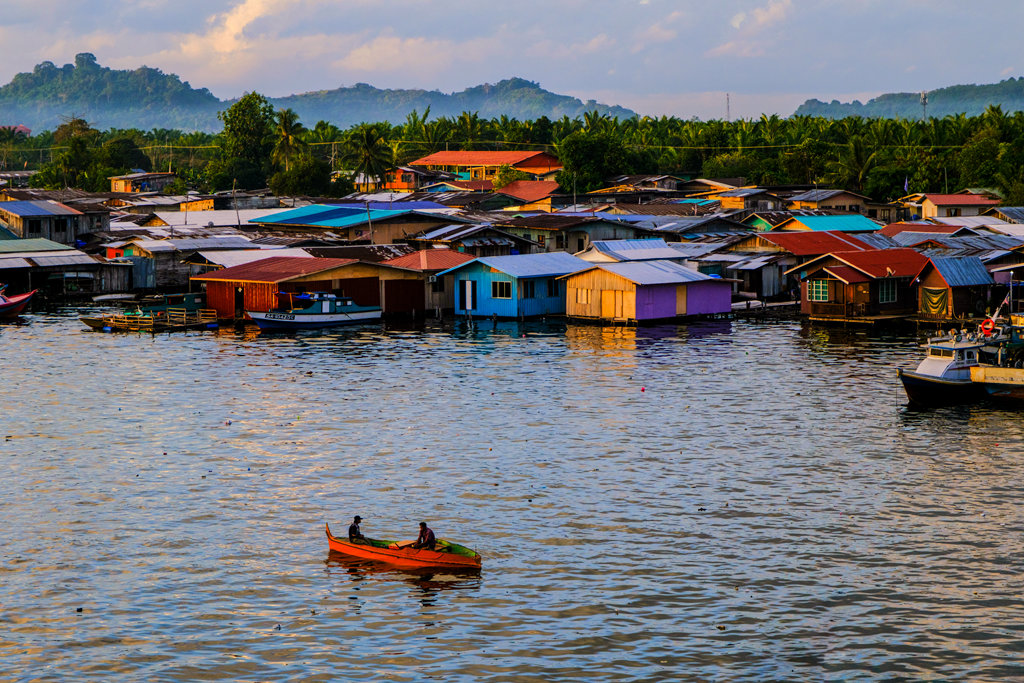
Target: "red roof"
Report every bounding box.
[757,230,874,256]
[922,194,1000,206]
[824,265,870,284]
[831,248,928,278]
[191,256,359,283]
[381,249,476,271]
[441,180,494,191]
[496,180,561,203]
[410,150,561,169]
[878,222,964,237]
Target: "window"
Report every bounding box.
[878,279,897,304]
[547,279,559,297]
[491,280,511,299]
[521,280,535,298]
[26,219,41,236]
[555,234,567,249]
[576,288,590,304]
[537,234,545,247]
[946,208,961,217]
[54,218,68,233]
[431,277,445,293]
[808,279,830,302]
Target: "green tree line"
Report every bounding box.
[5,94,1024,205]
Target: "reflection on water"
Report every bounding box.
[326,552,482,607]
[1,312,1023,681]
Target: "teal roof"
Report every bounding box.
[786,215,881,232]
[0,238,72,253]
[248,203,444,229]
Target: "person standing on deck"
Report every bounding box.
[348,515,365,543]
[411,521,435,550]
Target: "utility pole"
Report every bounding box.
[726,93,731,122]
[920,91,928,121]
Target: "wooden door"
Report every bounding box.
[676,285,687,316]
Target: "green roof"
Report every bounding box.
[0,238,73,253]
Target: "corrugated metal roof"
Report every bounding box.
[192,256,359,283]
[0,200,82,217]
[824,265,870,284]
[993,207,1024,223]
[782,215,881,232]
[475,252,589,277]
[928,256,995,287]
[0,257,31,269]
[589,238,686,261]
[30,253,98,267]
[410,151,559,167]
[787,189,851,202]
[591,259,718,285]
[727,254,784,271]
[496,180,561,203]
[0,238,73,254]
[382,249,476,271]
[930,216,1006,227]
[922,194,1000,206]
[757,230,875,255]
[195,249,313,268]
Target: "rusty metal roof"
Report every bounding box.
[191,256,359,283]
[382,249,476,271]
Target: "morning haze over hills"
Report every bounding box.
[2,54,1023,133]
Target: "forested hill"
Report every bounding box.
[0,55,635,133]
[0,54,222,132]
[794,77,1024,119]
[268,78,635,128]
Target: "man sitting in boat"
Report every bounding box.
[348,515,365,543]
[411,522,436,550]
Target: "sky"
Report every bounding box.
[1,0,1021,120]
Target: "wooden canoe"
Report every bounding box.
[325,523,481,569]
[0,289,36,318]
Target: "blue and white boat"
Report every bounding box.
[247,292,382,330]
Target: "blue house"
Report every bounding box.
[438,252,589,318]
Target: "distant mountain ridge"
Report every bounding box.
[0,55,635,133]
[794,77,1024,119]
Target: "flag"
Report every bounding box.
[904,177,909,193]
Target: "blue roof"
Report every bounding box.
[587,259,718,285]
[438,251,589,278]
[785,215,881,232]
[929,256,994,287]
[0,200,81,217]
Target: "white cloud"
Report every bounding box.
[707,0,792,58]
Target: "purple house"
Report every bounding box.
[561,259,732,322]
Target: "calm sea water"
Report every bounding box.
[1,310,1022,682]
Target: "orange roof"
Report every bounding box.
[410,150,561,169]
[496,180,561,203]
[381,249,477,271]
[921,194,1000,206]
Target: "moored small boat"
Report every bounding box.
[325,523,481,569]
[897,329,991,407]
[249,292,382,330]
[0,288,36,318]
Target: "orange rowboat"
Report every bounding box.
[325,523,482,569]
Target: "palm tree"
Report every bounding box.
[341,124,393,190]
[272,108,307,172]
